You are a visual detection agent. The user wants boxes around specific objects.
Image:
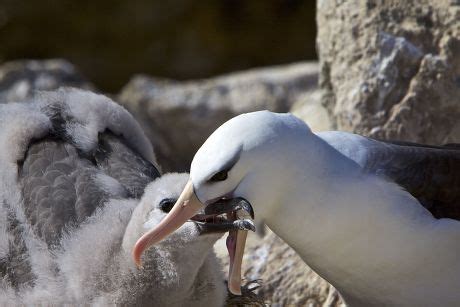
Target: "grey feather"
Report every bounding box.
[0,201,34,290]
[94,132,161,198]
[19,102,160,247]
[319,131,460,220]
[19,140,124,247]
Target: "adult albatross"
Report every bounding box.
[134,111,460,306]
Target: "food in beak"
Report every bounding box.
[132,182,255,296]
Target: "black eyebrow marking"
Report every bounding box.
[207,145,242,180]
[220,150,240,172]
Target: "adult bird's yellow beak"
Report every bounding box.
[132,180,203,267]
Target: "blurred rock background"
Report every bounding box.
[1,0,459,306]
[0,0,316,92]
[118,62,320,171]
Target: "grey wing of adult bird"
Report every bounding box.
[318,131,460,220]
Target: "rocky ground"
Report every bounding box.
[215,229,344,307]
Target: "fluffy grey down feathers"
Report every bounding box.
[0,88,226,305]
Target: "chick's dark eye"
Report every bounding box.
[209,170,228,182]
[159,198,176,213]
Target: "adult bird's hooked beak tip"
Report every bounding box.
[131,180,204,267]
[204,197,255,220]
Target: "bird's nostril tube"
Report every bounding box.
[159,198,177,213]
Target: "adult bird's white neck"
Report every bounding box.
[259,133,460,306]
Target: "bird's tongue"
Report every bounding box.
[226,214,248,295]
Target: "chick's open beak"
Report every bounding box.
[132,180,203,267]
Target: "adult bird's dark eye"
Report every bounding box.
[159,198,176,213]
[210,170,228,182]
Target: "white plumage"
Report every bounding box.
[148,110,460,306]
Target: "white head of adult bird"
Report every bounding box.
[135,110,460,306]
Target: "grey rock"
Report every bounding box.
[0,59,93,103]
[317,0,460,144]
[291,88,332,132]
[118,62,319,172]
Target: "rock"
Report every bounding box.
[317,0,460,144]
[0,59,93,102]
[215,230,344,307]
[291,88,331,132]
[118,62,319,172]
